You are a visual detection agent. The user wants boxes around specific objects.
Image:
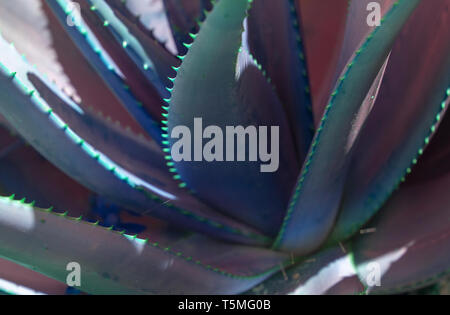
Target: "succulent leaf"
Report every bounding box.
[45,0,165,143]
[0,128,92,218]
[162,0,212,55]
[0,38,269,245]
[0,195,289,294]
[167,0,299,236]
[273,0,421,254]
[329,0,450,243]
[294,0,350,125]
[247,0,314,162]
[351,104,450,294]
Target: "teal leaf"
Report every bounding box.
[167,0,299,235]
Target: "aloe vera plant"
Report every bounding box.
[0,0,448,295]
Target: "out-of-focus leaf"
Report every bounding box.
[0,127,93,218]
[0,0,76,99]
[118,0,178,54]
[0,196,289,294]
[49,0,168,129]
[44,0,164,142]
[0,258,66,295]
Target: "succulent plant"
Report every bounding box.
[0,0,448,295]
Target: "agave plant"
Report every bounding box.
[0,0,448,295]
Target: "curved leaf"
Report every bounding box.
[294,0,349,126]
[162,0,211,55]
[105,0,180,90]
[247,0,314,162]
[351,90,450,294]
[0,258,66,295]
[0,39,271,245]
[116,0,178,54]
[248,245,366,295]
[0,0,75,99]
[329,0,450,242]
[273,0,421,254]
[44,0,164,143]
[0,196,289,294]
[0,127,93,218]
[167,0,299,235]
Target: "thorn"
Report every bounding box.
[279,263,288,281]
[360,228,377,235]
[339,242,347,254]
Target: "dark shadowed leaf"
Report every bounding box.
[162,0,211,55]
[248,0,314,162]
[294,0,349,125]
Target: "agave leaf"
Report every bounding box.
[294,0,349,125]
[111,0,178,54]
[0,0,75,99]
[0,258,66,295]
[0,40,270,245]
[248,245,367,295]
[30,71,268,244]
[41,0,151,137]
[105,0,180,89]
[82,0,169,96]
[48,0,168,127]
[0,128,93,217]
[352,176,450,294]
[44,0,164,143]
[273,0,421,254]
[162,0,211,55]
[0,196,289,294]
[29,72,170,183]
[336,0,397,74]
[350,88,450,294]
[247,0,314,162]
[323,0,396,126]
[167,0,299,235]
[329,0,450,242]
